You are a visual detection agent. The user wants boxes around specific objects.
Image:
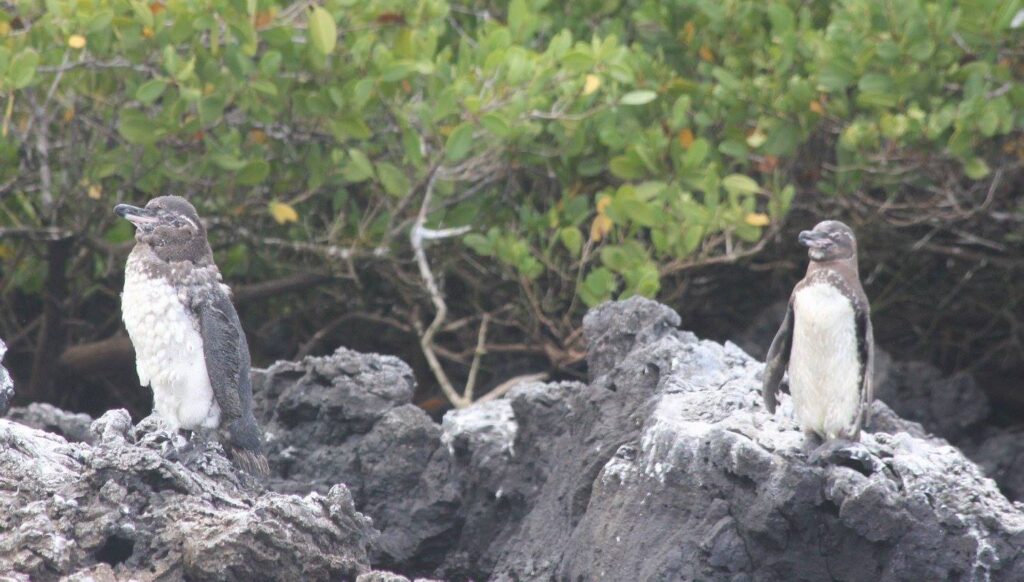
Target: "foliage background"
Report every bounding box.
[0,0,1021,415]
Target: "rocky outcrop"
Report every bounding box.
[0,409,376,581]
[6,402,95,443]
[481,298,1024,581]
[247,298,1024,580]
[6,299,1024,581]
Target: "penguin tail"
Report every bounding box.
[229,446,270,477]
[224,416,270,477]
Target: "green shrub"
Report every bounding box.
[0,0,1019,402]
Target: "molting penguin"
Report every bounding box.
[762,220,874,450]
[115,196,269,476]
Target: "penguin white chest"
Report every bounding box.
[789,283,862,440]
[121,268,221,431]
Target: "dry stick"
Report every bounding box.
[411,169,470,408]
[475,372,551,404]
[463,314,489,403]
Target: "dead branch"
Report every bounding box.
[232,272,335,303]
[411,168,472,408]
[475,372,550,404]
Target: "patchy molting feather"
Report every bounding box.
[122,250,221,431]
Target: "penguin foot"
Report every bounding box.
[161,440,182,463]
[809,439,883,474]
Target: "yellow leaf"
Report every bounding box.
[583,74,602,96]
[699,45,714,62]
[269,201,299,224]
[744,213,770,227]
[678,128,695,149]
[596,194,613,214]
[590,214,613,242]
[87,184,102,199]
[0,21,11,36]
[809,100,824,114]
[248,129,268,145]
[682,21,695,45]
[68,35,86,49]
[746,129,767,148]
[254,9,276,29]
[142,26,155,39]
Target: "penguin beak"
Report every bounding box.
[115,204,159,227]
[798,230,830,248]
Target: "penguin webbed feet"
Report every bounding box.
[808,438,883,475]
[161,429,212,465]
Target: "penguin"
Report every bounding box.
[762,220,874,449]
[0,338,13,417]
[115,196,269,476]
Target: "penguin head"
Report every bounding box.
[798,220,857,262]
[115,196,212,264]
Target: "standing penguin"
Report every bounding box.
[115,196,269,476]
[762,220,874,449]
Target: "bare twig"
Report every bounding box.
[411,168,471,408]
[463,314,489,403]
[475,372,550,404]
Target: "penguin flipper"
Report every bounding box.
[198,295,246,421]
[198,293,267,476]
[762,300,794,414]
[855,310,875,433]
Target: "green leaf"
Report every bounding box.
[609,156,645,180]
[259,51,283,76]
[445,123,474,162]
[481,112,511,138]
[377,162,410,197]
[8,49,40,89]
[620,90,658,106]
[559,226,583,257]
[211,153,247,170]
[135,79,168,104]
[237,160,270,185]
[199,95,226,125]
[308,7,337,56]
[118,110,163,145]
[722,174,760,196]
[600,245,633,272]
[963,157,990,180]
[249,79,278,96]
[464,233,493,256]
[762,122,800,156]
[344,148,375,182]
[581,267,617,306]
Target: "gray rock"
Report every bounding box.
[0,408,376,581]
[963,427,1024,503]
[7,402,95,443]
[873,350,990,441]
[244,299,1024,580]
[481,299,1024,581]
[252,347,457,571]
[15,300,1019,581]
[0,338,13,416]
